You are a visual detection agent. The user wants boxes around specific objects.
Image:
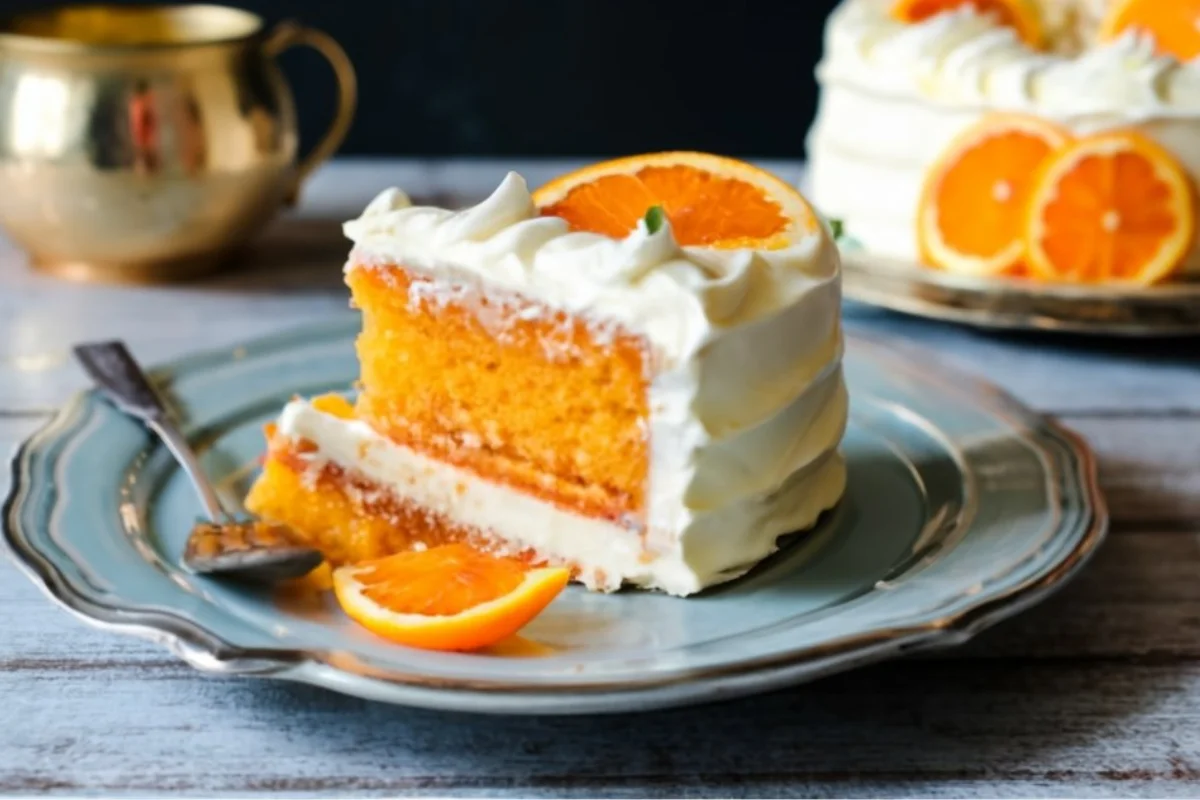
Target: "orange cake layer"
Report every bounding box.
[244,435,608,584]
[348,264,649,525]
[245,453,456,565]
[246,434,482,566]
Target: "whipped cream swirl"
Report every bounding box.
[344,172,840,363]
[816,0,1200,121]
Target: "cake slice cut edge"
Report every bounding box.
[244,393,848,597]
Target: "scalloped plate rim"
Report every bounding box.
[1,320,1109,714]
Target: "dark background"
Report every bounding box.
[2,0,843,157]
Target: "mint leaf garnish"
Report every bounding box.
[644,205,666,234]
[828,217,845,239]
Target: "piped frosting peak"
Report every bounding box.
[343,172,840,361]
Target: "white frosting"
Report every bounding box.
[324,171,849,595]
[807,0,1200,275]
[343,173,841,363]
[278,399,847,597]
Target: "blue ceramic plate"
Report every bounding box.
[3,319,1107,714]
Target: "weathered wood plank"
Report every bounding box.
[845,313,1200,415]
[0,415,48,455]
[1063,417,1200,529]
[1,653,1198,797]
[961,531,1200,659]
[0,560,175,666]
[3,527,1197,796]
[0,229,351,413]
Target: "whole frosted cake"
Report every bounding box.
[246,154,848,597]
[808,0,1200,285]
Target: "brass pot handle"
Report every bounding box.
[265,21,357,205]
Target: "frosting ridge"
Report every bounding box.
[344,172,840,363]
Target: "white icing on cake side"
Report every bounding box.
[807,0,1200,275]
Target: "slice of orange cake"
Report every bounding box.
[245,153,848,597]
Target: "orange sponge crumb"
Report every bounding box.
[244,443,473,565]
[348,265,649,524]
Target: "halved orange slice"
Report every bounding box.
[1098,0,1200,61]
[890,0,1045,48]
[333,544,569,652]
[1023,130,1196,285]
[918,114,1071,277]
[533,152,816,250]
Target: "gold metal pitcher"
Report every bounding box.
[0,4,356,283]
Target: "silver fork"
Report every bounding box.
[74,340,324,583]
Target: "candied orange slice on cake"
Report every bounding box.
[1023,130,1196,285]
[918,114,1071,277]
[1098,0,1200,60]
[533,152,816,250]
[890,0,1045,48]
[332,544,569,652]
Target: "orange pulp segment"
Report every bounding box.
[1098,0,1200,60]
[533,151,816,250]
[1023,130,1196,285]
[918,114,1071,276]
[890,0,1045,48]
[332,544,570,652]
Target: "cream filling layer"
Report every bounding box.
[276,399,847,597]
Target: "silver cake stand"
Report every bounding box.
[842,252,1200,336]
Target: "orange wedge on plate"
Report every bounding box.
[533,152,816,250]
[1099,0,1200,60]
[1023,130,1196,285]
[333,544,569,652]
[918,114,1071,277]
[890,0,1045,48]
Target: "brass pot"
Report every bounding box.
[0,4,356,283]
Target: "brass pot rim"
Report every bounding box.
[0,3,266,54]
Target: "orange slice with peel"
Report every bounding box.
[1098,0,1200,61]
[890,0,1045,48]
[333,544,569,652]
[533,152,816,250]
[1023,130,1195,286]
[918,114,1071,277]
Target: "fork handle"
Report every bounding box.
[74,340,169,422]
[74,340,227,521]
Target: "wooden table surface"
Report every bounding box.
[2,159,1198,798]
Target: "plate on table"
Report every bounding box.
[842,251,1200,336]
[3,319,1107,714]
